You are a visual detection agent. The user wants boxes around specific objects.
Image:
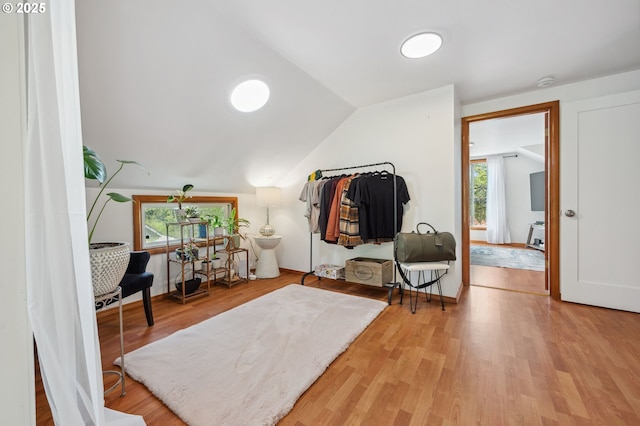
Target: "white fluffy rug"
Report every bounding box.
[116,284,386,425]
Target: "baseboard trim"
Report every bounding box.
[471,240,526,248]
[278,267,307,275]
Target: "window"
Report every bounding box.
[133,195,238,254]
[470,160,487,228]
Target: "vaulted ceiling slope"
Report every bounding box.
[75,0,640,193]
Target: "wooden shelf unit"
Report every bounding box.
[165,221,211,303]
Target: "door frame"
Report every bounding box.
[461,101,560,299]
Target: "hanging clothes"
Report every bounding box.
[299,179,325,233]
[348,172,410,242]
[318,176,341,241]
[337,177,363,248]
[301,170,410,247]
[325,176,354,243]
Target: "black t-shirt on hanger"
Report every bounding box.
[348,173,410,241]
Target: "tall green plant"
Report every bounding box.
[84,146,146,244]
[225,207,250,236]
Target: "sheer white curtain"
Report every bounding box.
[25,1,144,424]
[486,156,511,244]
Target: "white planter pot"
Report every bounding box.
[89,242,130,296]
[174,208,187,223]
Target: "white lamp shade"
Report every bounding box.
[256,187,281,207]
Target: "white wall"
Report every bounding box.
[0,13,34,425]
[275,86,463,299]
[463,70,640,117]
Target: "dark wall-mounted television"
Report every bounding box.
[530,171,545,212]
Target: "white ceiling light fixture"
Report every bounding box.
[401,32,443,59]
[230,79,270,112]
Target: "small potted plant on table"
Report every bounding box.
[185,205,200,223]
[167,184,194,222]
[225,208,250,249]
[175,241,200,262]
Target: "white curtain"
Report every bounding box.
[25,1,144,424]
[486,156,511,244]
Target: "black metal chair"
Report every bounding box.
[116,251,155,326]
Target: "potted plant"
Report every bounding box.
[167,184,194,222]
[203,252,223,270]
[201,213,223,238]
[185,205,200,223]
[84,145,146,296]
[175,242,199,262]
[211,214,226,236]
[225,208,250,249]
[211,252,222,269]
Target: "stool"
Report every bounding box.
[397,262,449,314]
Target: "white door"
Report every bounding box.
[561,90,640,312]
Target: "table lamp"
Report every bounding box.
[256,187,281,237]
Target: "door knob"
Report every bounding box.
[565,210,576,217]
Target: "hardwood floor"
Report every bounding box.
[36,271,640,425]
[470,242,547,294]
[471,264,546,295]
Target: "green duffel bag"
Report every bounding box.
[395,222,456,263]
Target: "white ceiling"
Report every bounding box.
[75,0,640,193]
[470,113,546,162]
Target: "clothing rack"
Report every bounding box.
[300,161,401,304]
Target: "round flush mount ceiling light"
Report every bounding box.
[230,79,270,112]
[401,32,443,59]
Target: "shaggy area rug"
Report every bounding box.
[115,284,386,425]
[470,245,545,271]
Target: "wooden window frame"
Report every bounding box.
[133,195,238,255]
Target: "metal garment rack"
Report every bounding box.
[300,161,401,304]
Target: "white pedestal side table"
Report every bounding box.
[254,235,282,278]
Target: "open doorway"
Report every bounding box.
[468,113,547,294]
[461,101,560,299]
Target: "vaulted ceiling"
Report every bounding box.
[75,0,640,193]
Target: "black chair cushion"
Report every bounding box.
[119,271,153,298]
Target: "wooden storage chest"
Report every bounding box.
[345,257,393,287]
